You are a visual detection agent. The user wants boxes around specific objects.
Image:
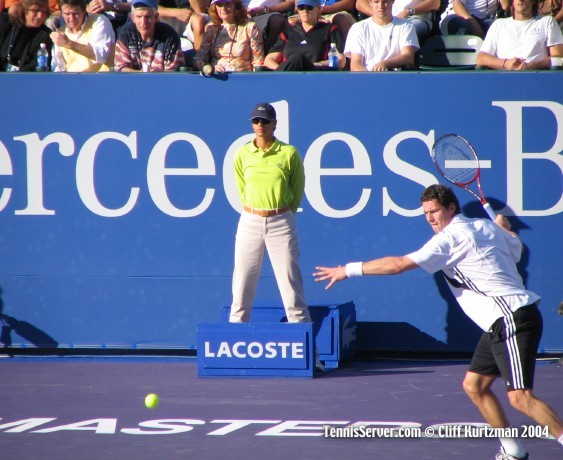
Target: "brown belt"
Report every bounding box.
[244,205,290,217]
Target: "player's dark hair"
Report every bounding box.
[421,184,461,215]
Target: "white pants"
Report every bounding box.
[230,210,311,323]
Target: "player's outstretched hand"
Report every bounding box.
[313,266,347,290]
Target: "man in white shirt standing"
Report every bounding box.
[314,184,563,460]
[477,0,563,70]
[344,0,419,71]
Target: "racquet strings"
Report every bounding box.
[433,135,479,185]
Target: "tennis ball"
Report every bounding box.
[145,393,159,409]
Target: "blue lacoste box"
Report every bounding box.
[220,302,357,369]
[197,322,314,378]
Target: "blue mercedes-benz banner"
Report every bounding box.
[0,73,561,353]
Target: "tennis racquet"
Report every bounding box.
[431,134,496,220]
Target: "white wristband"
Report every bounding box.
[345,262,363,278]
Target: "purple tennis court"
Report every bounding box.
[1,356,561,460]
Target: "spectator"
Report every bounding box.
[538,0,563,30]
[264,0,345,69]
[476,0,563,70]
[3,0,60,30]
[86,0,131,35]
[345,0,419,71]
[157,0,209,52]
[0,0,53,71]
[440,0,510,37]
[318,0,356,42]
[193,0,263,71]
[114,0,185,71]
[246,0,294,52]
[50,0,114,71]
[357,0,440,44]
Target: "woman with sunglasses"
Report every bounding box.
[0,0,52,71]
[229,102,312,327]
[193,0,263,72]
[263,0,345,70]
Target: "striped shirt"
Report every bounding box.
[407,214,540,331]
[114,21,184,72]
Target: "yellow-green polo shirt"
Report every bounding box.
[234,138,305,213]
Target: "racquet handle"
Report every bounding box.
[482,201,496,220]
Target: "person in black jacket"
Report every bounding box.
[0,0,52,71]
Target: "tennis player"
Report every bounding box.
[313,184,563,460]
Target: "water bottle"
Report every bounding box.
[36,43,48,72]
[328,43,338,71]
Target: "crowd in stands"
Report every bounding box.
[0,0,562,72]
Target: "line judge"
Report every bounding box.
[229,102,311,325]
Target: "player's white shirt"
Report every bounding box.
[406,215,540,331]
[344,17,419,69]
[441,0,498,21]
[480,16,563,63]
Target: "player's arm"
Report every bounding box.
[313,256,418,289]
[494,214,518,238]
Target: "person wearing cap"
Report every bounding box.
[229,102,311,325]
[50,0,115,71]
[193,0,263,72]
[344,0,419,71]
[264,0,345,70]
[476,0,563,70]
[114,0,185,71]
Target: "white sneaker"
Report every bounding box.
[495,447,529,460]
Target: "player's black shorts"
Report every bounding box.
[469,303,543,391]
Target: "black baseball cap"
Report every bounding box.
[250,103,276,121]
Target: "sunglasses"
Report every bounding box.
[296,5,314,10]
[251,118,272,125]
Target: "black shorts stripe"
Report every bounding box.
[469,304,542,390]
[494,296,524,388]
